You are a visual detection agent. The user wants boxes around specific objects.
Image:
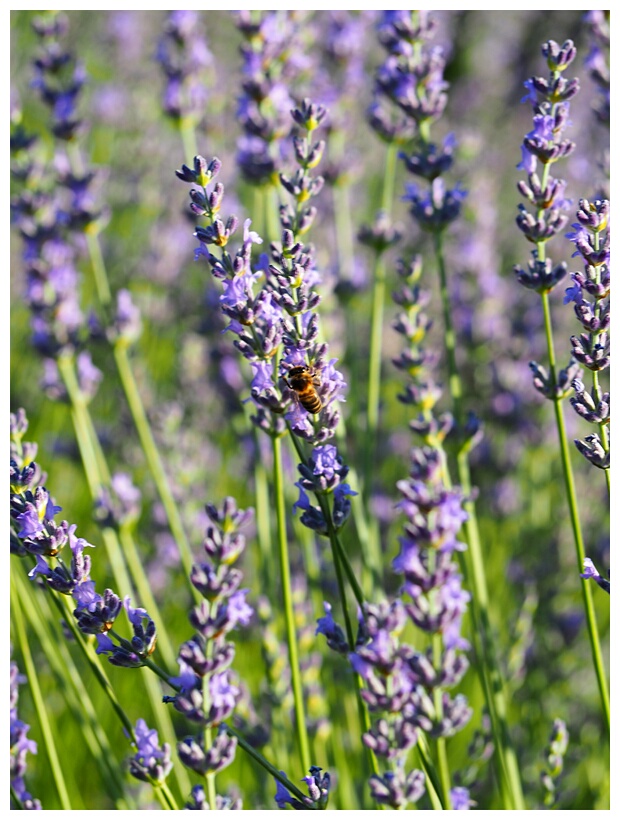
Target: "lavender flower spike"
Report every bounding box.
[127,718,173,786]
[165,497,253,781]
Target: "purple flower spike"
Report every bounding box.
[128,718,173,786]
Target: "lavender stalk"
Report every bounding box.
[514,38,609,733]
[386,10,523,807]
[176,154,312,774]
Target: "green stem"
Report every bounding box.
[179,116,198,164]
[365,249,387,501]
[540,292,610,734]
[362,142,399,590]
[416,733,447,810]
[272,434,311,773]
[11,578,72,810]
[333,182,355,282]
[253,431,273,592]
[200,599,218,810]
[317,494,380,787]
[113,343,199,603]
[155,782,179,810]
[85,231,112,307]
[265,183,281,245]
[433,231,524,809]
[432,635,452,805]
[381,142,399,214]
[363,141,398,494]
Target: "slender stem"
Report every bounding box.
[416,733,447,810]
[317,493,381,787]
[252,429,273,591]
[365,248,387,502]
[265,183,281,245]
[272,434,311,773]
[381,141,399,214]
[113,343,199,603]
[361,143,399,590]
[333,182,355,282]
[155,782,179,811]
[179,116,198,164]
[199,598,218,810]
[540,292,610,733]
[11,578,72,810]
[85,231,112,307]
[432,635,452,805]
[433,231,524,809]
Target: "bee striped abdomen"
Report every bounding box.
[285,365,323,415]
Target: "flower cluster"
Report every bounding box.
[367,11,439,145]
[392,256,452,447]
[584,11,610,127]
[267,100,347,444]
[30,14,106,231]
[317,448,473,809]
[30,11,85,142]
[513,39,583,399]
[127,718,173,788]
[10,12,113,399]
[275,765,331,810]
[540,718,569,808]
[393,448,471,657]
[235,11,308,185]
[564,199,610,470]
[580,557,610,595]
[293,444,357,535]
[177,101,348,454]
[514,41,578,257]
[349,600,427,809]
[166,498,253,779]
[155,11,212,124]
[185,787,242,810]
[348,446,473,809]
[10,143,87,360]
[10,657,41,810]
[10,409,157,668]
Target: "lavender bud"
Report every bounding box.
[542,39,577,72]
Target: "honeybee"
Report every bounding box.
[284,365,323,415]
